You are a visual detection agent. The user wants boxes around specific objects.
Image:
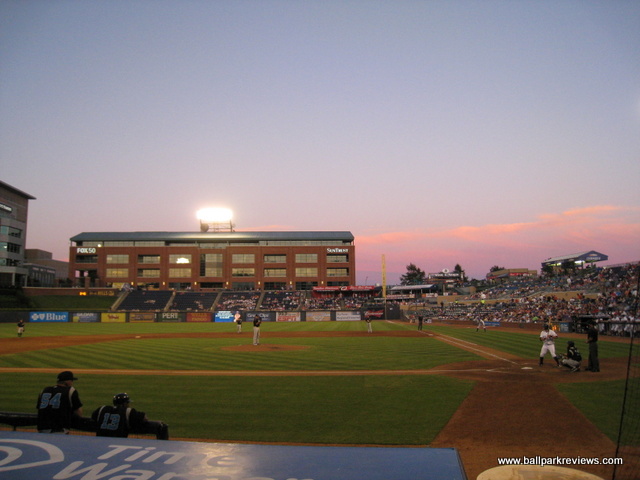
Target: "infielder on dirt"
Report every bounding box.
[539,323,560,367]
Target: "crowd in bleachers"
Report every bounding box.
[112,263,637,330]
[169,292,217,312]
[216,291,261,311]
[260,291,305,310]
[116,290,174,312]
[412,263,639,336]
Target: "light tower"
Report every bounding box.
[197,208,235,232]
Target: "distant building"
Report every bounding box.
[25,249,69,287]
[68,231,355,291]
[0,180,36,287]
[486,268,538,282]
[541,251,608,272]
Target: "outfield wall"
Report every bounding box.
[0,307,400,324]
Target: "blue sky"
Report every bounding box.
[1,1,639,284]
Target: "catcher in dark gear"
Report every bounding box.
[560,340,582,372]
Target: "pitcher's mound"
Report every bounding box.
[223,344,310,352]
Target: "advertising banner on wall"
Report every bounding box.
[71,312,99,323]
[186,312,212,322]
[101,313,126,323]
[0,431,466,480]
[129,312,156,323]
[305,311,331,322]
[159,312,183,322]
[247,312,274,322]
[29,312,69,323]
[214,311,235,322]
[336,311,361,322]
[363,309,385,320]
[276,312,301,322]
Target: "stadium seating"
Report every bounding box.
[116,290,174,311]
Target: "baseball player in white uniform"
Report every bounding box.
[539,324,560,367]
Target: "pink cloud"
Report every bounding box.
[355,205,640,283]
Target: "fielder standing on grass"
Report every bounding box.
[252,313,262,345]
[17,319,25,337]
[539,323,560,367]
[235,311,243,333]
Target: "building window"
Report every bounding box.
[327,268,349,277]
[232,254,255,264]
[264,268,286,277]
[0,242,21,254]
[232,268,255,277]
[170,254,192,264]
[104,241,134,247]
[138,269,160,278]
[296,281,318,290]
[327,254,348,263]
[107,254,129,264]
[169,268,192,278]
[106,268,129,278]
[264,254,286,263]
[0,226,22,238]
[295,254,317,263]
[295,267,318,277]
[138,255,160,264]
[200,253,223,277]
[75,255,98,264]
[203,267,223,277]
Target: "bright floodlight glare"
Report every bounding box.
[197,208,233,222]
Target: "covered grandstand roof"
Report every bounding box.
[70,231,354,243]
[389,284,436,291]
[541,250,608,267]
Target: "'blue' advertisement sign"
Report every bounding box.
[29,312,69,323]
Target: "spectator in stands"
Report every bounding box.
[37,371,83,433]
[92,393,149,438]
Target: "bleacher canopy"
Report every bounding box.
[541,250,608,268]
[389,284,437,292]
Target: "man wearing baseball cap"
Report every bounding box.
[36,370,83,433]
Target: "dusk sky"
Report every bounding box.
[2,1,639,284]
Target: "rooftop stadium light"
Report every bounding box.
[197,207,235,232]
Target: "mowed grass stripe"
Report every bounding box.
[0,336,480,371]
[423,324,632,359]
[0,320,408,339]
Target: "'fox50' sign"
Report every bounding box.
[29,312,69,323]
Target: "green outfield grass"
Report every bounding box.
[423,323,632,359]
[0,320,635,445]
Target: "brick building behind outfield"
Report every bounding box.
[69,231,355,291]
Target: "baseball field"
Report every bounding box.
[0,319,637,479]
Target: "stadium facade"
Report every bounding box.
[0,180,36,287]
[69,231,355,291]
